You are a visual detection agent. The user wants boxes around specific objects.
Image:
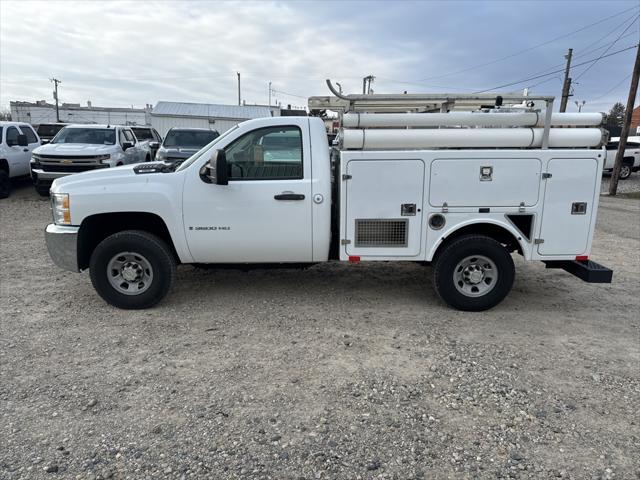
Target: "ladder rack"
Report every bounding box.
[308,80,605,150]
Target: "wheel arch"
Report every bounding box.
[428,219,528,262]
[78,211,179,270]
[0,158,9,173]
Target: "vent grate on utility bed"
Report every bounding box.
[355,219,408,248]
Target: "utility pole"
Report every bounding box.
[559,49,573,112]
[574,100,585,112]
[50,77,61,122]
[268,81,272,107]
[609,44,640,196]
[237,72,241,106]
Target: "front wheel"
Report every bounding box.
[433,235,515,311]
[89,230,176,309]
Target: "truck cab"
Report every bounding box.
[0,121,41,198]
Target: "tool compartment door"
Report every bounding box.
[344,159,425,257]
[429,158,541,207]
[537,158,598,256]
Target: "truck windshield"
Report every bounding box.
[175,125,238,172]
[132,128,153,140]
[163,130,219,148]
[51,128,116,145]
[37,124,66,137]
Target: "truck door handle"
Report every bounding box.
[274,193,305,201]
[23,148,29,152]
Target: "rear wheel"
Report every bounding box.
[0,170,9,199]
[619,163,632,180]
[89,230,176,309]
[433,235,515,311]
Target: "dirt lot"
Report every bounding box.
[1,177,639,480]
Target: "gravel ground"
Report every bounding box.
[1,176,639,480]
[600,171,640,194]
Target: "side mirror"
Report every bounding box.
[149,141,159,149]
[215,149,228,185]
[122,141,134,150]
[200,149,228,185]
[17,134,28,147]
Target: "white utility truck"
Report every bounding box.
[45,83,612,311]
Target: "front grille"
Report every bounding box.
[39,164,108,173]
[355,219,408,248]
[38,154,103,160]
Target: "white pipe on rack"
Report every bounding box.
[341,128,604,150]
[342,111,604,128]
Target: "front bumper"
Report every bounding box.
[31,169,73,188]
[45,224,80,272]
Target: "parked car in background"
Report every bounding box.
[0,121,41,198]
[604,136,640,179]
[155,128,219,163]
[35,123,68,144]
[30,124,148,196]
[131,126,162,160]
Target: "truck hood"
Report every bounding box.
[35,143,115,155]
[50,163,138,193]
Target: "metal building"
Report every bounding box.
[10,100,151,125]
[150,101,279,137]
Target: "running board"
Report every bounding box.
[543,260,613,283]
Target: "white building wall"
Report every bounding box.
[10,104,148,125]
[150,116,210,137]
[150,116,249,137]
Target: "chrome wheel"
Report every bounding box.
[107,252,154,295]
[620,165,631,179]
[453,255,498,297]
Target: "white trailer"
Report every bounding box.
[44,82,612,311]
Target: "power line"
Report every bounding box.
[590,73,633,101]
[417,5,638,82]
[475,44,638,93]
[573,15,639,81]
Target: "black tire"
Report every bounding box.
[145,155,151,162]
[35,186,50,197]
[0,170,10,199]
[433,235,515,311]
[619,163,632,180]
[89,230,176,309]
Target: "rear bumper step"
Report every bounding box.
[543,260,613,283]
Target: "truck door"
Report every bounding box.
[182,122,313,263]
[4,126,30,177]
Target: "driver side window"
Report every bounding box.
[224,126,302,180]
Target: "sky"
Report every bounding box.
[0,0,638,114]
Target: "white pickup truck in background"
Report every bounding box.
[0,121,41,198]
[43,88,613,312]
[30,124,149,196]
[603,136,640,179]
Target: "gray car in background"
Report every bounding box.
[155,128,219,164]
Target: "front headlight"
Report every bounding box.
[31,153,41,165]
[96,154,111,163]
[156,149,166,161]
[51,193,71,225]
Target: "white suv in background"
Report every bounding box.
[0,121,41,198]
[604,137,640,180]
[30,124,148,196]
